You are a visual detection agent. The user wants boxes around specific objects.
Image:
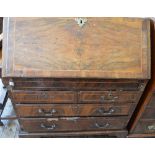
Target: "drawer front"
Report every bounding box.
[79,91,141,103]
[11,78,146,91]
[11,91,76,103]
[142,107,155,119]
[15,103,132,117]
[147,92,155,106]
[20,117,128,132]
[134,119,155,134]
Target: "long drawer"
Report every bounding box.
[11,90,141,104]
[19,117,128,132]
[15,103,134,117]
[5,78,146,91]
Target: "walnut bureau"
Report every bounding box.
[2,17,150,138]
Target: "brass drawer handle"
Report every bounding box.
[100,96,105,102]
[94,122,110,129]
[148,125,155,130]
[7,79,15,90]
[97,107,115,115]
[38,108,57,116]
[40,123,56,130]
[138,83,145,91]
[100,95,118,102]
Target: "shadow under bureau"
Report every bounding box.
[2,17,151,137]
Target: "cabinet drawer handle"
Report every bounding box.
[148,125,155,130]
[100,95,118,102]
[100,96,105,102]
[38,108,57,116]
[138,83,145,91]
[94,122,110,129]
[40,123,56,130]
[97,107,115,115]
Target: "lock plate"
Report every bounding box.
[75,18,87,27]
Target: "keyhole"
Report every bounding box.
[75,18,87,27]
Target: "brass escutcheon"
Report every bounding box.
[75,17,87,27]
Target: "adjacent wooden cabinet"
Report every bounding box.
[128,19,155,138]
[2,17,151,137]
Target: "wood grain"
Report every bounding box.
[19,130,128,138]
[15,103,134,117]
[11,90,76,103]
[128,19,155,136]
[19,117,128,132]
[2,17,150,79]
[10,90,141,104]
[79,91,141,103]
[132,119,155,134]
[128,133,155,138]
[3,78,147,91]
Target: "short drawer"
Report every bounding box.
[133,119,155,134]
[19,117,128,132]
[11,91,76,103]
[15,103,133,117]
[79,91,141,103]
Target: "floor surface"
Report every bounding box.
[0,79,19,138]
